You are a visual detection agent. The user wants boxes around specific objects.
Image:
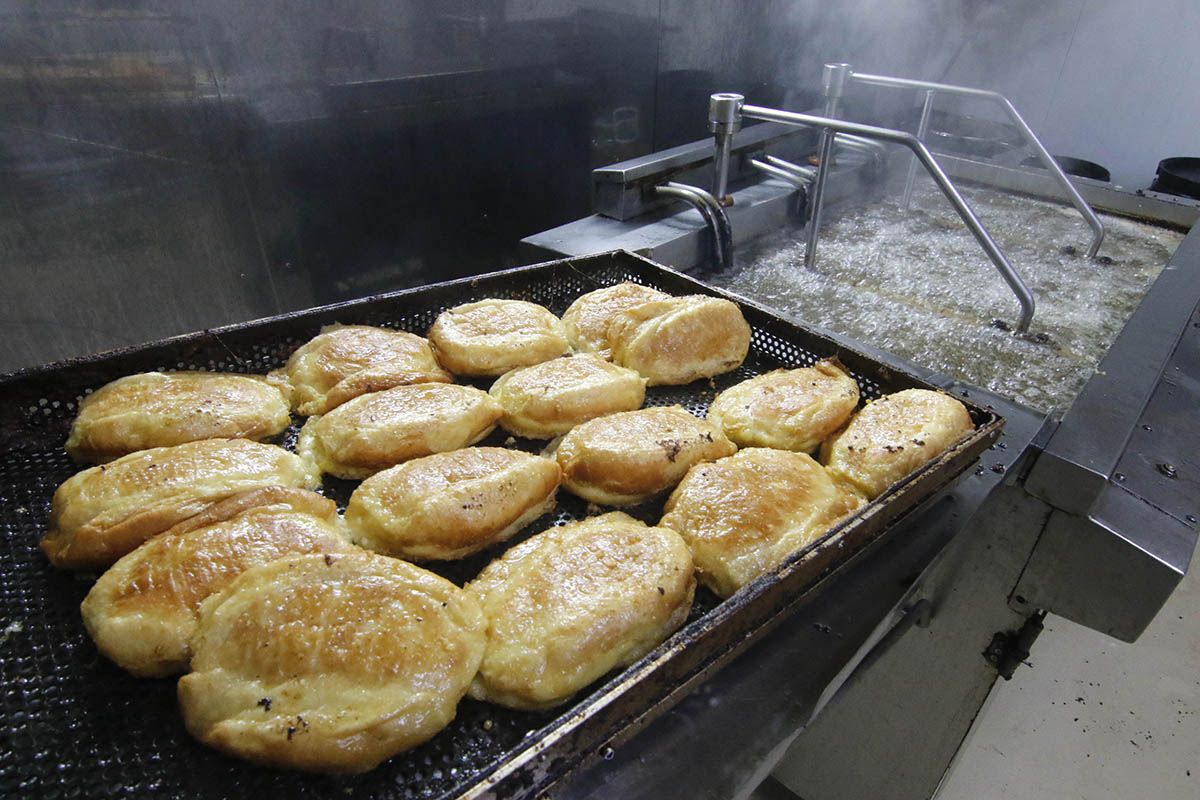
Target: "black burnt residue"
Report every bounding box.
[657,439,683,462]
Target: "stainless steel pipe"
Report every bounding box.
[850,71,1105,257]
[655,182,733,271]
[709,93,743,205]
[733,99,1036,332]
[805,63,853,271]
[902,89,937,210]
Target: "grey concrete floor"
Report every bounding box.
[936,551,1200,800]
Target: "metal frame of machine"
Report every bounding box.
[522,105,1200,793]
[524,78,1200,648]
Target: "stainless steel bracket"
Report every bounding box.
[848,68,1106,258]
[717,93,1037,333]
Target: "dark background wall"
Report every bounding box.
[1,1,1194,372]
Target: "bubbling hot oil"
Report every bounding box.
[713,185,1183,413]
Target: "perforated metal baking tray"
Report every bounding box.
[0,250,1002,799]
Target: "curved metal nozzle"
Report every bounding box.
[656,182,734,272]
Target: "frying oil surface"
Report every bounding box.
[715,185,1183,412]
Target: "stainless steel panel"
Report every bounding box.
[0,1,665,373]
[1026,224,1200,516]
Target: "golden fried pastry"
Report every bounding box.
[268,324,451,416]
[661,448,861,597]
[821,388,974,500]
[178,551,485,774]
[296,384,503,479]
[65,372,291,462]
[466,512,694,710]
[555,406,736,506]
[488,354,647,439]
[706,360,860,452]
[561,282,670,357]
[427,299,570,377]
[81,488,353,678]
[345,448,560,560]
[41,439,320,571]
[607,295,751,385]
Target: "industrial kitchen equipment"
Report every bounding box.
[524,63,1200,799]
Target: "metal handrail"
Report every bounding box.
[735,100,1036,332]
[655,182,733,271]
[849,70,1105,258]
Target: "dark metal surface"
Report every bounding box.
[0,251,1001,799]
[1151,157,1200,201]
[1020,155,1111,183]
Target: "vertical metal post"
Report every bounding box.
[805,63,852,271]
[902,89,936,211]
[709,93,743,205]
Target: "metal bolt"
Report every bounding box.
[1142,424,1153,431]
[1157,463,1178,479]
[1114,472,1126,482]
[1186,515,1197,524]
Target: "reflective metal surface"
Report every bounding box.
[1,0,724,374]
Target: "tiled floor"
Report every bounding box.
[936,550,1200,800]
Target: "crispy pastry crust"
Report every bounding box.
[821,388,974,500]
[706,360,860,452]
[268,324,451,417]
[66,372,291,462]
[427,299,570,377]
[489,354,646,439]
[660,448,862,598]
[345,448,560,560]
[81,488,352,677]
[41,439,320,570]
[607,295,750,385]
[561,282,670,357]
[555,406,736,506]
[178,551,485,773]
[296,383,503,479]
[466,512,694,710]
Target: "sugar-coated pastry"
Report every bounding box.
[81,488,353,677]
[268,324,452,416]
[41,439,320,571]
[488,354,647,439]
[178,551,485,773]
[345,448,560,560]
[555,406,736,506]
[65,372,291,462]
[706,359,860,452]
[607,295,751,385]
[427,299,570,377]
[821,388,974,500]
[561,282,670,357]
[660,448,862,598]
[296,383,503,479]
[466,512,694,710]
